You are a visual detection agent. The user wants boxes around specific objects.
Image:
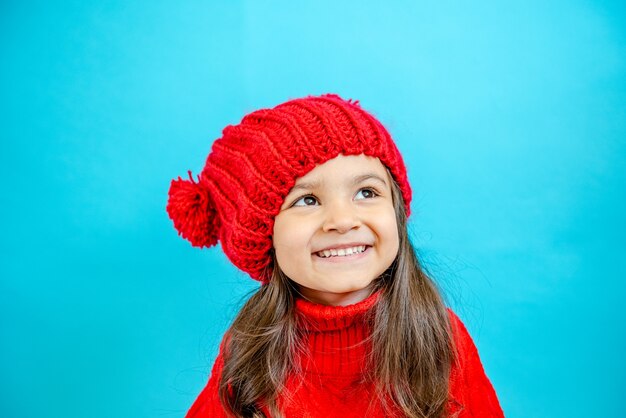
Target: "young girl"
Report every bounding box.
[167,94,504,418]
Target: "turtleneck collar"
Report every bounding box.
[294,289,381,332]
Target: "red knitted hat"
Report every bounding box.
[167,94,412,283]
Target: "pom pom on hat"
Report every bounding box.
[166,171,221,248]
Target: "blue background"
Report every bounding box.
[2,1,625,417]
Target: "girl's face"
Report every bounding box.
[273,154,399,306]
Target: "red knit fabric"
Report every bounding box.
[185,293,504,418]
[166,94,412,283]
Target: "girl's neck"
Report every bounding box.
[295,283,377,306]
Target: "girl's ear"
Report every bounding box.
[166,171,221,248]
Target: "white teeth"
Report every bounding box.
[316,246,367,258]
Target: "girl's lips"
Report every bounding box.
[313,245,372,262]
[315,245,367,258]
[313,242,372,253]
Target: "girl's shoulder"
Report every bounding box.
[185,336,229,418]
[446,308,473,346]
[446,308,483,370]
[445,308,505,418]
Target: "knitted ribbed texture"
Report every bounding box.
[185,295,505,418]
[167,94,412,282]
[294,291,380,377]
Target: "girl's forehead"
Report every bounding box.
[293,154,388,185]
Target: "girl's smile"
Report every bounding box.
[272,154,399,306]
[314,244,369,259]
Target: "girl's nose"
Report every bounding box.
[322,201,361,233]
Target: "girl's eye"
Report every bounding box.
[355,188,377,200]
[293,195,319,207]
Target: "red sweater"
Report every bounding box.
[186,292,504,417]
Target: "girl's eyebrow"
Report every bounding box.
[289,173,388,194]
[289,180,322,194]
[351,173,388,187]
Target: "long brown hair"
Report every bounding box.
[218,177,455,417]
